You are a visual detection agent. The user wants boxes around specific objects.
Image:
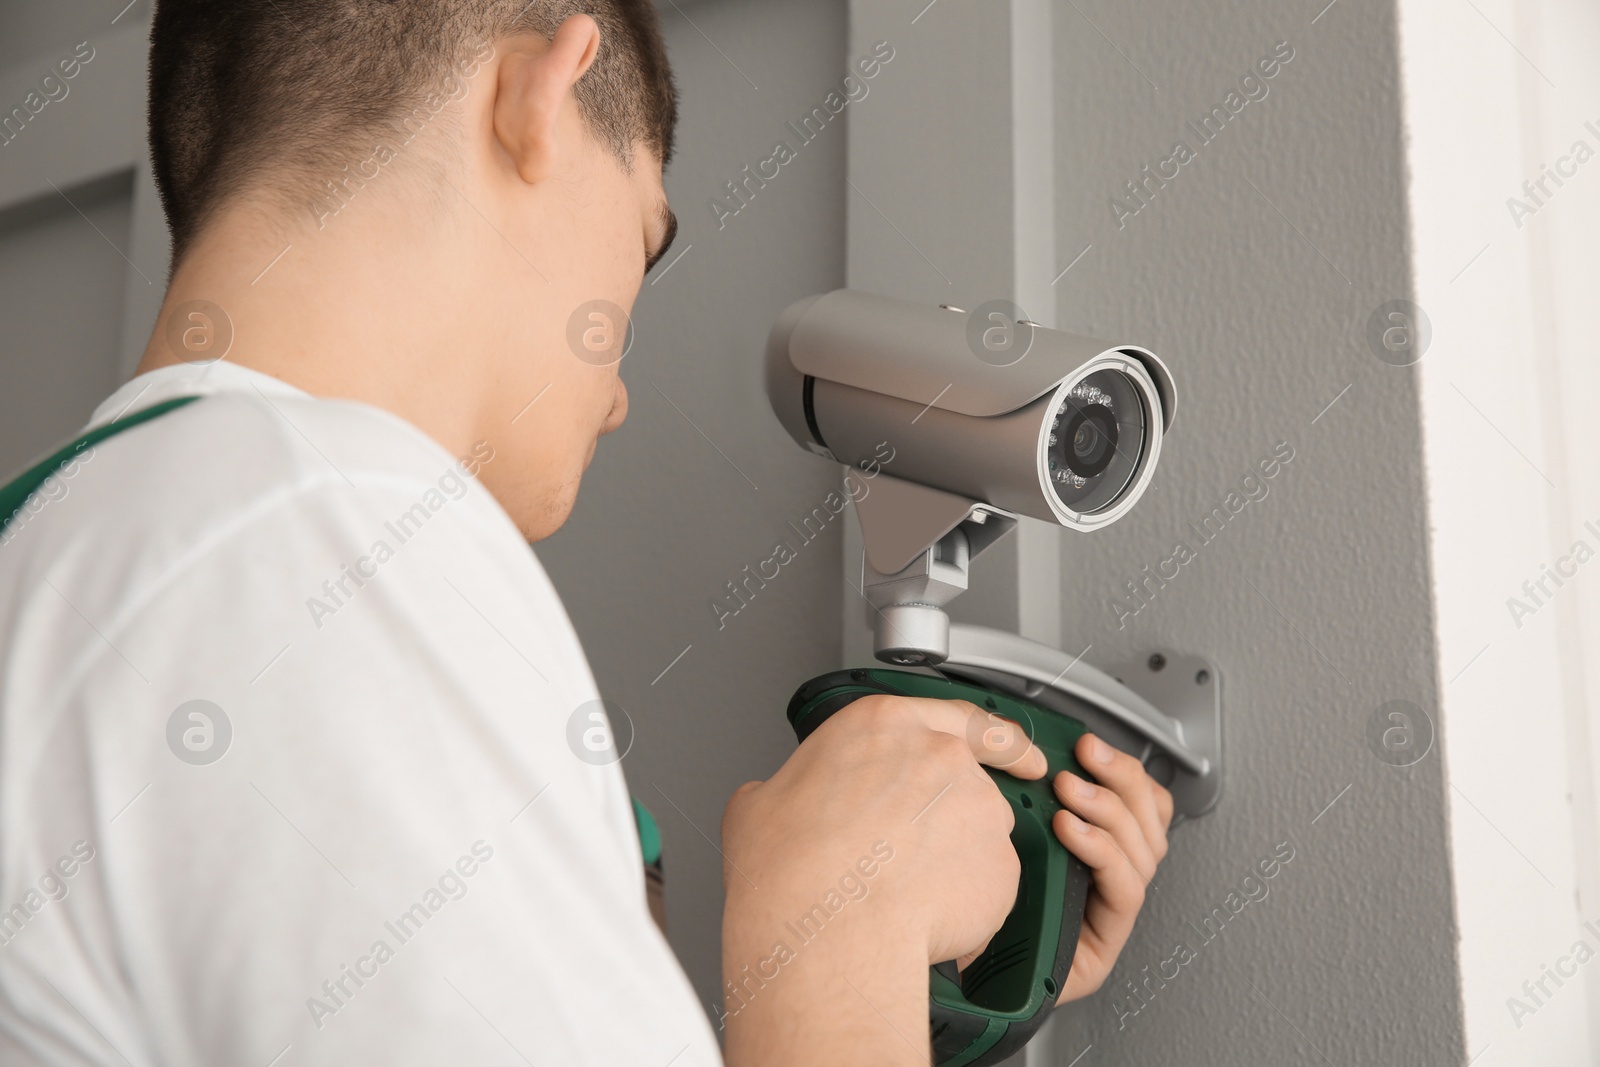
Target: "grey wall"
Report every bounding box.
[0,0,144,72]
[536,0,850,1023]
[0,171,131,471]
[1045,2,1463,1064]
[0,1,157,473]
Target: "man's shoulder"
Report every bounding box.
[0,373,586,774]
[84,383,488,513]
[0,378,525,646]
[11,380,501,549]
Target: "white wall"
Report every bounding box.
[1400,0,1600,1061]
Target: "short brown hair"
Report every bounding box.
[148,0,676,261]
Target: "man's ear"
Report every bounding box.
[493,15,602,185]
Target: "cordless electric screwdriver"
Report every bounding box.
[787,668,1093,1067]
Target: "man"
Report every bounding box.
[0,2,1171,1064]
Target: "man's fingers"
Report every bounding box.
[1052,808,1143,946]
[1049,740,1177,1006]
[1076,733,1169,856]
[1053,771,1156,880]
[954,935,992,972]
[1050,806,1149,1004]
[1053,806,1146,1002]
[1153,778,1175,829]
[898,697,1047,780]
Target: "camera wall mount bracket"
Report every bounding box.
[858,476,1223,819]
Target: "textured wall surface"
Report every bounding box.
[0,1,150,474]
[536,0,851,1024]
[0,174,131,472]
[1043,1,1466,1063]
[0,0,142,72]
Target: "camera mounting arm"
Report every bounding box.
[856,474,1019,666]
[857,475,1223,819]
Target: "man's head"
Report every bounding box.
[143,1,680,539]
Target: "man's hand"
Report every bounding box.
[1050,732,1175,1002]
[718,695,1045,1067]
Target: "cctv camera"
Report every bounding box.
[765,289,1175,532]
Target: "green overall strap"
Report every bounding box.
[0,395,203,537]
[634,796,667,932]
[632,796,662,867]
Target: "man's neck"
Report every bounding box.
[137,204,495,463]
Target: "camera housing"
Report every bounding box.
[765,288,1175,533]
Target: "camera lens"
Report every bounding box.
[1047,369,1146,514]
[1066,408,1117,477]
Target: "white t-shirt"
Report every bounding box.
[0,361,721,1066]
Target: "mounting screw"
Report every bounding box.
[1196,669,1211,685]
[1147,653,1167,672]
